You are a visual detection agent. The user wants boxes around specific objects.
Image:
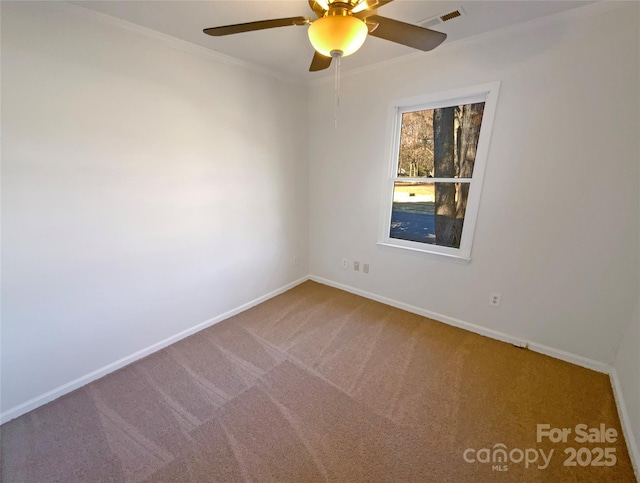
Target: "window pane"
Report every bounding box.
[397,102,485,179]
[390,182,470,248]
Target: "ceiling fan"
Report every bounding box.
[203,0,447,72]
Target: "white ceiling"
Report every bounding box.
[71,0,594,81]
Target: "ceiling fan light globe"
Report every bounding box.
[308,15,368,58]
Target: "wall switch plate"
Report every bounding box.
[363,263,369,274]
[354,261,360,271]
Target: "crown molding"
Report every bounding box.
[62,1,305,85]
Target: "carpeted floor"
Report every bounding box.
[1,281,636,482]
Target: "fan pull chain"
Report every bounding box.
[334,54,341,129]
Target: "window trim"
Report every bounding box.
[378,81,501,261]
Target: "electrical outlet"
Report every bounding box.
[490,293,502,307]
[354,261,360,271]
[341,258,348,269]
[363,263,369,274]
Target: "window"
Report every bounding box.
[379,82,500,260]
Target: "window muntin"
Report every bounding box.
[380,83,500,260]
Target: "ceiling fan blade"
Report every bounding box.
[203,17,308,36]
[366,15,446,51]
[368,0,395,8]
[309,51,332,72]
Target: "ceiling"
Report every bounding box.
[71,0,594,81]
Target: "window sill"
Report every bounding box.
[376,242,471,264]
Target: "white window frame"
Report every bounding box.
[378,81,501,261]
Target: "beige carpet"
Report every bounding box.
[1,281,636,482]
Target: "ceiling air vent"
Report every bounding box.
[440,10,461,22]
[419,7,465,29]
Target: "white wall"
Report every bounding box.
[1,2,309,414]
[308,2,639,365]
[614,305,640,472]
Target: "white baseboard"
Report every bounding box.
[310,275,611,373]
[610,370,640,481]
[526,341,613,374]
[310,275,639,478]
[3,273,638,480]
[0,276,309,424]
